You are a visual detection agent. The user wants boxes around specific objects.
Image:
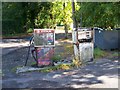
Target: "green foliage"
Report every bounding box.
[11,66,23,72]
[2,3,25,34]
[39,63,73,72]
[72,57,82,68]
[2,2,55,35]
[75,2,120,29]
[112,52,118,57]
[27,28,33,33]
[52,1,73,25]
[2,2,79,36]
[2,2,119,36]
[35,2,55,28]
[64,43,73,55]
[94,48,107,58]
[51,1,78,38]
[51,55,62,62]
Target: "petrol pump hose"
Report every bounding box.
[24,35,34,66]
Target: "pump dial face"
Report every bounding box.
[34,29,55,47]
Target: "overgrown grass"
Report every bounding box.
[31,62,37,66]
[61,42,73,59]
[12,66,23,72]
[112,52,119,57]
[51,55,62,62]
[39,63,74,73]
[94,48,107,59]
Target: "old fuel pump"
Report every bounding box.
[33,29,55,67]
[72,28,94,63]
[25,29,55,67]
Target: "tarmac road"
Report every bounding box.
[1,38,120,89]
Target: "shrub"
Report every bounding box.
[51,55,62,63]
[27,28,33,33]
[94,48,107,58]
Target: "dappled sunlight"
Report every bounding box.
[91,75,118,88]
[52,74,62,79]
[84,74,95,78]
[54,38,74,60]
[55,41,61,46]
[62,71,77,75]
[66,74,103,88]
[57,58,118,88]
[2,2,119,88]
[68,84,87,88]
[0,42,29,48]
[71,75,82,78]
[55,39,72,46]
[57,39,72,43]
[71,78,90,82]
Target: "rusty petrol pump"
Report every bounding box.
[33,29,55,67]
[25,29,55,67]
[72,28,94,64]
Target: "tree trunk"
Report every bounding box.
[64,24,68,39]
[63,2,68,39]
[72,1,77,28]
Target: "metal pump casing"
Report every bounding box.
[33,29,55,66]
[72,28,94,63]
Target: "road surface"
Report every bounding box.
[1,38,119,89]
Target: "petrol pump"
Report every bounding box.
[72,28,94,63]
[25,29,55,67]
[33,29,55,67]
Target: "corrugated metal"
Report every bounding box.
[94,29,119,50]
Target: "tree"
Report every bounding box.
[75,2,120,29]
[52,1,73,38]
[2,2,82,36]
[35,2,54,29]
[72,0,77,28]
[2,2,54,35]
[2,2,25,34]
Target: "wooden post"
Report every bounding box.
[71,0,79,59]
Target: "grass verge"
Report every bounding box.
[39,63,74,73]
[94,48,108,59]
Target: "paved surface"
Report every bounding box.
[1,38,120,89]
[1,39,29,55]
[2,59,119,88]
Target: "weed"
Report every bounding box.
[12,66,23,72]
[51,55,62,62]
[112,52,118,57]
[27,28,33,33]
[94,48,107,59]
[39,63,73,73]
[72,56,82,68]
[31,62,37,66]
[63,44,73,57]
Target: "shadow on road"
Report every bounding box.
[1,33,119,88]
